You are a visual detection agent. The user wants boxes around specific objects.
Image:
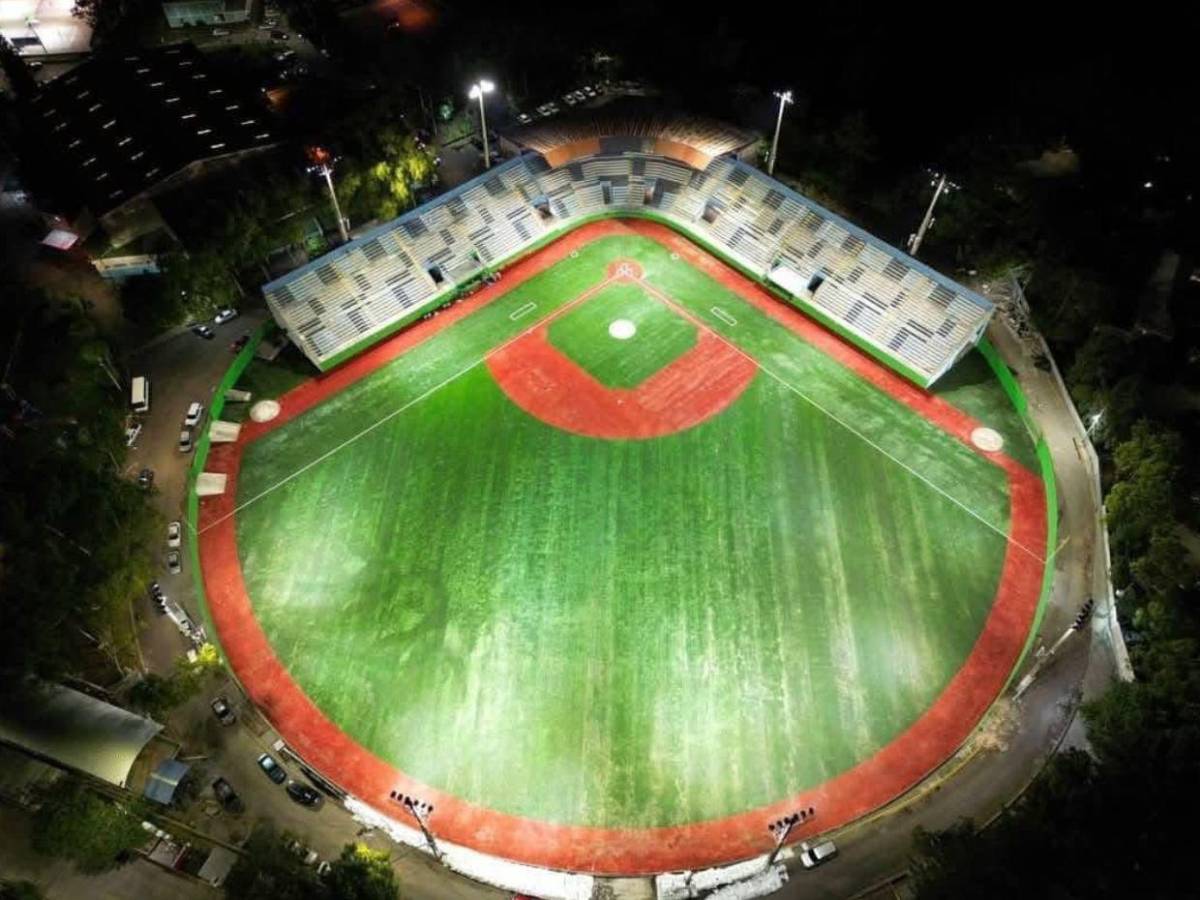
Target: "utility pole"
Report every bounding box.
[907,172,959,257]
[768,89,793,176]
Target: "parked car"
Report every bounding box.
[167,521,181,548]
[285,782,322,807]
[138,468,154,489]
[212,777,244,813]
[211,696,237,725]
[516,112,532,124]
[185,401,204,426]
[799,839,838,869]
[178,429,193,453]
[125,423,142,447]
[148,581,166,615]
[231,333,250,353]
[166,550,182,575]
[211,28,230,36]
[273,49,295,62]
[270,30,289,40]
[214,307,239,325]
[192,324,215,340]
[257,753,287,784]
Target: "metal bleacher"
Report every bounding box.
[264,148,991,385]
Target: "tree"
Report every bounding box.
[0,882,47,900]
[0,278,159,699]
[128,644,222,720]
[223,826,325,900]
[1105,421,1182,588]
[30,780,147,873]
[324,844,400,900]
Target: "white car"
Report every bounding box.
[185,401,204,427]
[214,308,239,325]
[799,839,838,869]
[166,551,182,575]
[178,429,193,453]
[167,521,181,548]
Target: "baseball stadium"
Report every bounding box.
[191,116,1055,880]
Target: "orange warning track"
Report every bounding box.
[197,218,1047,875]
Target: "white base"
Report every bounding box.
[250,400,282,423]
[970,426,1004,452]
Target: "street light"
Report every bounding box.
[306,145,349,244]
[768,89,793,176]
[389,790,442,861]
[468,79,495,169]
[765,806,815,867]
[907,170,960,257]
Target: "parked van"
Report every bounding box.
[131,376,150,413]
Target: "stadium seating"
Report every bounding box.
[263,148,993,385]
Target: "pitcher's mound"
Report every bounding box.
[608,319,637,340]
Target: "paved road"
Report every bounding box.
[127,311,267,673]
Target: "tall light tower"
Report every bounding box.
[306,145,349,244]
[907,170,959,257]
[768,89,793,176]
[468,79,495,169]
[766,806,815,867]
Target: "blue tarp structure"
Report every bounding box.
[143,758,191,805]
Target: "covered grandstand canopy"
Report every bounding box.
[263,124,992,387]
[0,683,163,787]
[501,106,758,169]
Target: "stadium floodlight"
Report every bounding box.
[907,169,960,257]
[305,145,349,244]
[468,79,496,169]
[390,790,443,860]
[765,805,815,867]
[768,89,793,176]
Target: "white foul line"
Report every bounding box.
[200,276,618,534]
[638,278,1044,563]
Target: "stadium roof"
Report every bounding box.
[504,108,757,168]
[24,42,277,218]
[264,149,992,386]
[0,683,163,787]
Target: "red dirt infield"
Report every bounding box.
[196,218,1048,875]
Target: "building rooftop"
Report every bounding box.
[24,42,276,218]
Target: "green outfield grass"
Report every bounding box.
[231,233,1034,829]
[547,282,697,388]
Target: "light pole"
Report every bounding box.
[391,791,442,861]
[767,89,793,176]
[907,170,959,257]
[468,79,495,169]
[26,18,46,54]
[306,145,349,244]
[766,806,815,867]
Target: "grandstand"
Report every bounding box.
[263,133,992,386]
[499,112,757,169]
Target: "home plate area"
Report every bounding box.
[487,272,758,440]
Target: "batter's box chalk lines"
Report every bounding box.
[509,302,537,321]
